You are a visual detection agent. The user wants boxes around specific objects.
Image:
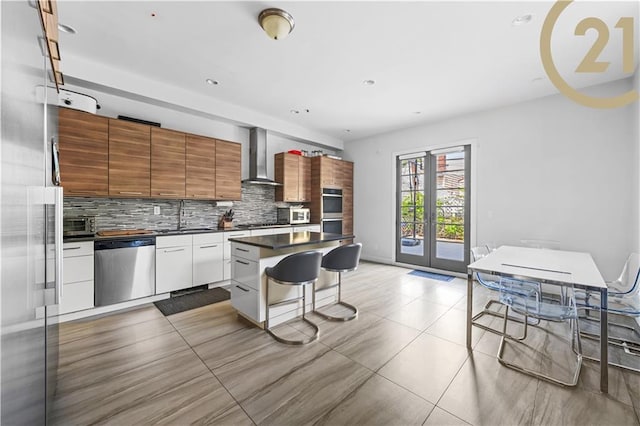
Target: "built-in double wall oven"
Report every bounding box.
[321,188,343,234]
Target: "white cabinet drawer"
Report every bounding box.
[193,232,223,245]
[231,256,259,290]
[193,243,224,285]
[231,243,260,261]
[293,225,321,233]
[249,228,276,236]
[231,281,259,322]
[63,241,93,257]
[157,234,193,249]
[63,255,94,284]
[223,231,250,259]
[60,280,94,314]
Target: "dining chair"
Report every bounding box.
[313,243,361,321]
[264,250,323,345]
[497,277,583,387]
[576,253,640,372]
[470,246,540,339]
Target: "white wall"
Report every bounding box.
[344,78,636,280]
[62,83,336,180]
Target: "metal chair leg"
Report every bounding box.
[497,306,582,387]
[264,280,320,346]
[314,271,358,322]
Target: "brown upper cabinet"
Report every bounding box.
[59,112,242,200]
[108,119,151,198]
[311,156,343,188]
[58,107,109,196]
[186,134,216,199]
[215,140,242,200]
[151,127,186,199]
[274,153,311,202]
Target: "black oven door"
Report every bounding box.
[322,219,342,234]
[322,188,343,214]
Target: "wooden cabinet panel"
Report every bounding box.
[186,134,216,199]
[342,161,354,235]
[275,153,299,202]
[108,119,151,197]
[215,140,241,200]
[58,108,109,196]
[299,156,311,202]
[151,128,185,198]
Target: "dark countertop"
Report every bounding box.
[63,223,320,243]
[228,232,354,250]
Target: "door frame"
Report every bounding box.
[391,139,478,272]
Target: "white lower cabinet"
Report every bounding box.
[156,235,193,294]
[193,233,224,286]
[61,241,94,314]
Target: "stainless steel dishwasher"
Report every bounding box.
[95,237,156,306]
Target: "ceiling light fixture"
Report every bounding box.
[362,79,376,86]
[259,8,295,40]
[290,109,300,114]
[205,79,219,85]
[58,23,77,34]
[344,129,351,133]
[512,14,532,26]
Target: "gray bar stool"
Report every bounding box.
[265,250,322,345]
[313,243,362,321]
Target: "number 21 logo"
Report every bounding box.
[540,1,638,108]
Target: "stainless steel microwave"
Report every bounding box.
[277,208,310,225]
[63,216,96,237]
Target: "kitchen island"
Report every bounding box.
[229,231,354,327]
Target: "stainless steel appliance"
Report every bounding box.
[322,188,343,217]
[1,2,63,423]
[277,207,310,224]
[321,188,343,233]
[95,237,156,306]
[63,216,96,237]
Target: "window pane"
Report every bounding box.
[401,175,424,191]
[400,222,424,255]
[436,171,465,190]
[401,191,425,207]
[436,223,464,241]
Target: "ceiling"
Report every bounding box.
[57,1,639,145]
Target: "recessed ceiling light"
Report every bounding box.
[362,79,376,86]
[413,111,422,115]
[344,129,351,133]
[290,109,300,114]
[512,14,533,26]
[205,79,219,85]
[58,23,77,34]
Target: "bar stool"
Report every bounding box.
[264,250,322,345]
[313,243,362,321]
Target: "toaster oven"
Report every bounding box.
[63,216,96,237]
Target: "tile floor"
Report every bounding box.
[52,261,640,425]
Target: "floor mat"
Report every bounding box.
[408,269,455,282]
[154,287,230,316]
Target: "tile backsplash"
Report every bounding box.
[63,183,286,230]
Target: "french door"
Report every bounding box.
[396,146,470,273]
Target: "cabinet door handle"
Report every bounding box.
[235,259,250,265]
[236,247,249,252]
[199,245,218,249]
[235,285,250,292]
[63,246,82,251]
[119,191,142,195]
[164,248,185,253]
[67,190,99,195]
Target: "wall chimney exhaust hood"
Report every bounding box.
[243,127,282,186]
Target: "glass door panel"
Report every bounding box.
[397,156,429,264]
[396,146,470,272]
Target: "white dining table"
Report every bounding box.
[466,245,608,393]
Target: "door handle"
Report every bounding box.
[236,247,249,252]
[235,260,250,265]
[235,285,250,292]
[164,248,185,253]
[199,245,218,249]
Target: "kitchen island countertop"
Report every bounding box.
[229,232,354,250]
